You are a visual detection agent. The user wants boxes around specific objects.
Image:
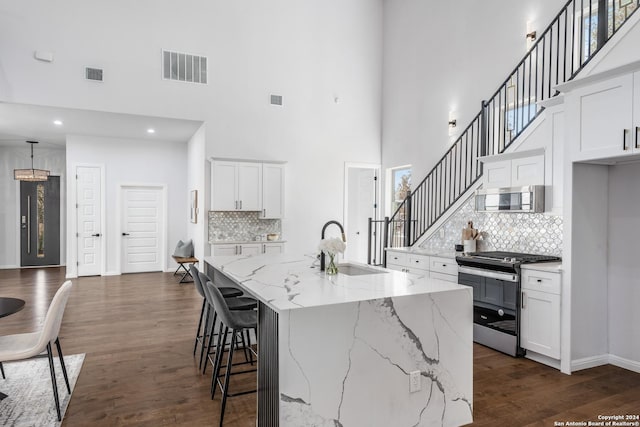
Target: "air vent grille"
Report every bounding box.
[85,67,103,82]
[162,50,207,84]
[270,94,283,106]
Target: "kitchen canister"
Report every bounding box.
[463,239,476,253]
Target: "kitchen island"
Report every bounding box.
[204,253,473,427]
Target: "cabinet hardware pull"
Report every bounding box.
[239,200,242,209]
[623,129,629,150]
[27,195,31,254]
[235,201,238,209]
[122,232,130,236]
[263,209,266,217]
[91,233,101,237]
[636,126,639,149]
[522,291,526,309]
[537,279,542,282]
[442,264,447,267]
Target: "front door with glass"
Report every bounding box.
[20,176,60,266]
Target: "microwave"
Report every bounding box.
[475,185,545,213]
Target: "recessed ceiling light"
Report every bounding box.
[53,120,63,126]
[147,128,155,134]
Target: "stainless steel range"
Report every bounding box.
[455,251,561,356]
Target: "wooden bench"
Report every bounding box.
[172,255,199,283]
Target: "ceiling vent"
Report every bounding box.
[162,50,207,84]
[270,94,283,106]
[85,67,104,82]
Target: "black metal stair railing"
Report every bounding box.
[369,0,639,266]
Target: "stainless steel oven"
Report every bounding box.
[456,251,561,357]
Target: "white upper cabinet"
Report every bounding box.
[261,163,285,219]
[480,149,545,189]
[236,163,262,211]
[211,161,237,211]
[211,160,262,211]
[565,72,640,162]
[211,159,285,216]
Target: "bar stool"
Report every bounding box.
[191,265,244,370]
[198,271,257,374]
[206,281,257,426]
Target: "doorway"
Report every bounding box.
[20,176,60,266]
[344,163,379,263]
[120,185,166,274]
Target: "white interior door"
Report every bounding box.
[121,186,164,273]
[345,167,377,263]
[77,166,102,276]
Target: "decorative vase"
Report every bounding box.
[326,254,339,275]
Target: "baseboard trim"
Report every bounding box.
[571,354,609,371]
[0,265,19,270]
[571,353,640,373]
[609,354,640,373]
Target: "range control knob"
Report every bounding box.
[498,309,505,317]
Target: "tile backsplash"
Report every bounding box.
[208,211,281,242]
[419,195,563,256]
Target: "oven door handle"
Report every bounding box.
[458,266,518,282]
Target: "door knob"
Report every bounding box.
[122,232,130,236]
[92,233,101,237]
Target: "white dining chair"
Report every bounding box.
[0,280,73,421]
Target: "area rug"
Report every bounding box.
[0,353,85,426]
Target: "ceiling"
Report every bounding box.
[0,102,204,148]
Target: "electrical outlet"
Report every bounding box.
[439,228,445,238]
[409,370,421,393]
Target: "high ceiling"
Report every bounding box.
[0,102,204,148]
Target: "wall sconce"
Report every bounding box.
[448,110,457,136]
[526,21,536,49]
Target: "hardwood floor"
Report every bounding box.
[1,267,638,426]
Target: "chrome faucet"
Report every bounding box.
[320,220,346,271]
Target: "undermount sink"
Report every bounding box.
[336,263,389,276]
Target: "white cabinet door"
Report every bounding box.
[263,243,284,254]
[511,155,544,186]
[212,244,238,256]
[483,160,512,188]
[237,163,262,211]
[571,74,634,161]
[211,161,238,211]
[262,164,284,219]
[240,243,261,256]
[521,288,561,359]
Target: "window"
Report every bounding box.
[390,166,411,214]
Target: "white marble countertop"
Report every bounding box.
[384,246,459,259]
[204,253,469,313]
[521,261,563,273]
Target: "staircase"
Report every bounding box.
[367,0,640,266]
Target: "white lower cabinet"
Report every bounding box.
[386,251,430,275]
[520,269,561,359]
[385,250,457,281]
[212,242,284,256]
[429,256,458,283]
[263,243,284,254]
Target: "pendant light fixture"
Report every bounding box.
[14,141,50,181]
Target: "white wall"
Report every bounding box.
[0,145,66,268]
[381,0,566,197]
[187,124,208,266]
[608,163,640,365]
[65,135,187,276]
[0,0,383,256]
